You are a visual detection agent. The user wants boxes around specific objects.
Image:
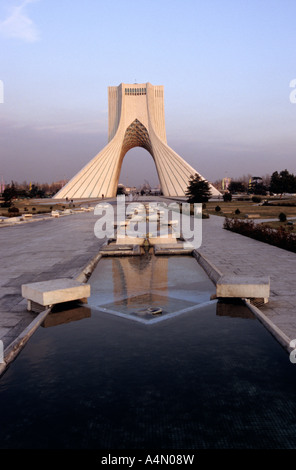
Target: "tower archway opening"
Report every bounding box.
[119,147,160,193]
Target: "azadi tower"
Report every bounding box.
[54,83,220,199]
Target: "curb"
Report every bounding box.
[0,308,51,377]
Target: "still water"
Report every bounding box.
[0,255,295,449]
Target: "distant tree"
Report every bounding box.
[253,184,267,195]
[2,183,17,207]
[29,184,46,198]
[270,170,296,195]
[248,176,267,195]
[8,206,19,215]
[252,196,262,203]
[228,181,246,193]
[223,192,232,202]
[117,185,126,195]
[186,174,212,203]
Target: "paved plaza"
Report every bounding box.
[0,197,295,364]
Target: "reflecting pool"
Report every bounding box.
[0,255,295,449]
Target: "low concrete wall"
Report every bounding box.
[246,301,292,353]
[193,250,223,285]
[0,307,51,376]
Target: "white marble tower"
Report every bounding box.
[54,83,220,199]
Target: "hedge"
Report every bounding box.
[223,217,296,253]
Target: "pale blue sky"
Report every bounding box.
[0,0,295,187]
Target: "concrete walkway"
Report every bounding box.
[0,197,295,368]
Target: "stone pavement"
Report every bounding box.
[198,214,296,342]
[0,196,295,362]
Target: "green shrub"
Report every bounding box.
[215,205,221,212]
[235,208,241,215]
[223,192,232,202]
[8,207,19,214]
[279,212,287,222]
[267,202,296,207]
[252,196,262,203]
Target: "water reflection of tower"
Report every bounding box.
[111,255,168,304]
